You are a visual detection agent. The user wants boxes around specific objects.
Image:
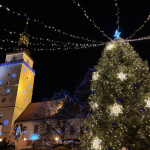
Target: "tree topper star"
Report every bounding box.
[114,30,121,38]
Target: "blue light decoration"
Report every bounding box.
[117,97,122,102]
[24,68,26,72]
[26,98,29,102]
[0,61,35,75]
[113,122,116,126]
[23,130,27,135]
[29,85,31,89]
[30,134,39,140]
[6,89,10,93]
[0,132,2,136]
[0,80,3,85]
[6,67,9,70]
[3,119,8,125]
[114,30,121,38]
[12,73,16,78]
[22,90,25,94]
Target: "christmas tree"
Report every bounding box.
[80,38,150,150]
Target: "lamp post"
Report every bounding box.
[55,137,59,145]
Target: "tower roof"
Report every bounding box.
[21,19,29,38]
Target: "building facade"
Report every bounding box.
[0,20,35,138]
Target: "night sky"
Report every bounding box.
[0,0,150,102]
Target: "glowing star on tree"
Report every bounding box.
[91,136,102,149]
[117,72,127,81]
[145,97,150,108]
[110,103,123,116]
[92,72,99,80]
[114,30,121,38]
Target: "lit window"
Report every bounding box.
[29,85,31,89]
[23,127,27,135]
[3,120,8,125]
[24,68,26,72]
[6,67,9,70]
[22,90,25,94]
[0,113,2,118]
[12,73,16,78]
[6,89,10,93]
[0,132,2,136]
[0,80,3,85]
[26,98,28,102]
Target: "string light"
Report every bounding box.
[0,4,101,44]
[127,14,150,39]
[72,0,112,41]
[2,28,103,46]
[126,36,150,42]
[114,0,120,30]
[0,38,105,51]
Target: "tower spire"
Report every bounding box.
[18,19,30,48]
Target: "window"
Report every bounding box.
[80,126,84,134]
[23,127,27,135]
[0,80,3,85]
[70,126,75,135]
[0,113,2,118]
[1,98,6,103]
[34,126,38,134]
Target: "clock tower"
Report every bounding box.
[0,20,35,138]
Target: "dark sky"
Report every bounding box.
[0,0,150,102]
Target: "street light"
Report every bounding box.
[55,137,59,145]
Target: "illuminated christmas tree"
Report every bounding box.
[80,38,150,150]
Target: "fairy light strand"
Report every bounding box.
[0,4,101,44]
[114,0,120,30]
[72,0,112,41]
[127,14,150,39]
[2,28,103,46]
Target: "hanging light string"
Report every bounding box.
[114,0,120,30]
[127,14,150,39]
[2,28,103,46]
[0,4,102,44]
[125,36,150,42]
[0,39,105,51]
[72,0,112,41]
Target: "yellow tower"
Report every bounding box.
[0,20,35,138]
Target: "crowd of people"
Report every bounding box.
[0,125,26,150]
[0,125,128,150]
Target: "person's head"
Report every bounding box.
[121,147,128,150]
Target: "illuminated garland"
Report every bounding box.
[72,0,112,41]
[2,28,101,45]
[127,14,150,39]
[0,4,101,44]
[0,38,105,51]
[114,0,120,30]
